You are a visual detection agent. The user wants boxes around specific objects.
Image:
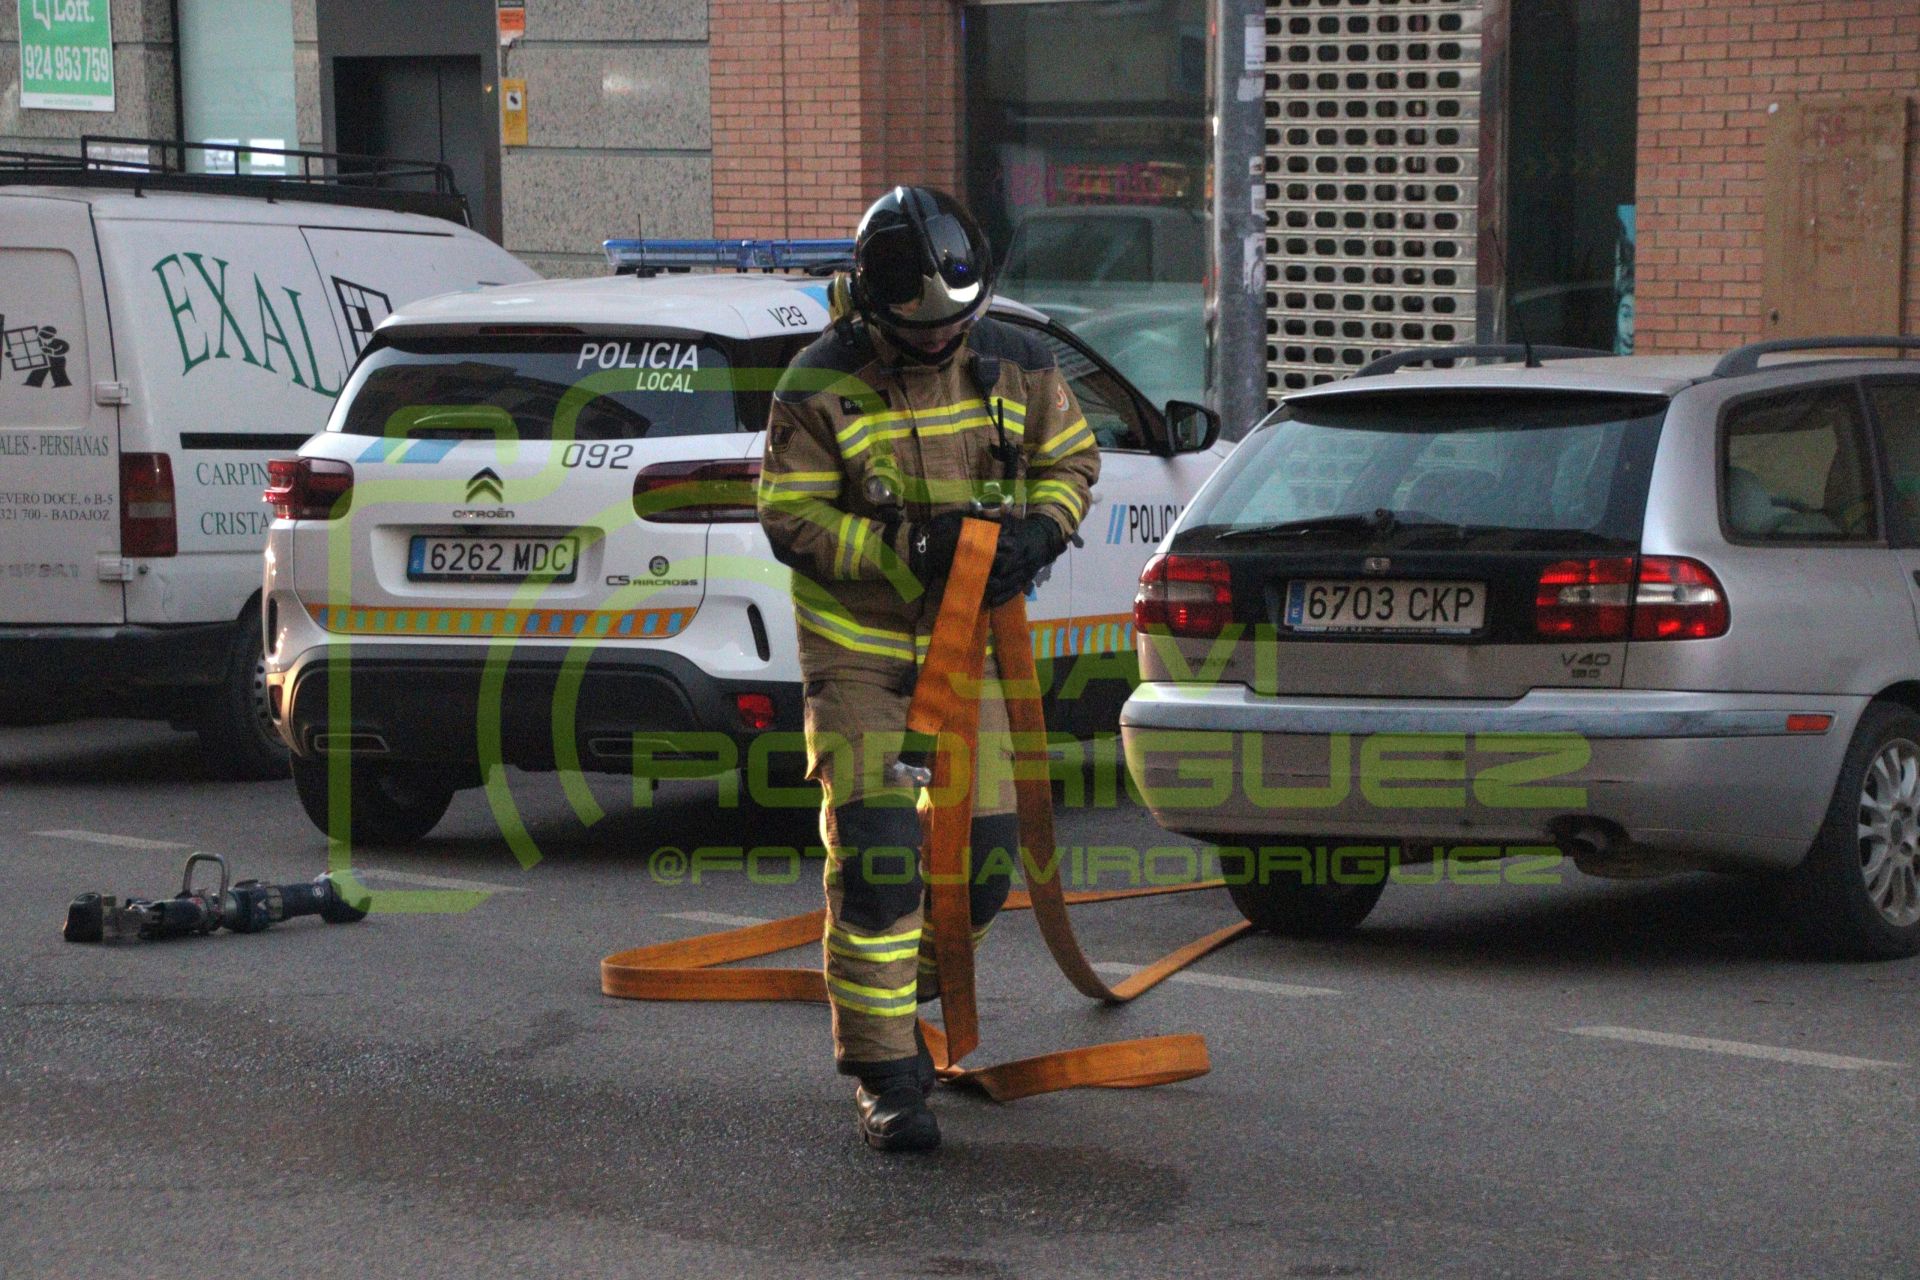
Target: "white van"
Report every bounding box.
[0,148,536,777]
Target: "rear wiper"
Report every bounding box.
[1217,509,1400,541]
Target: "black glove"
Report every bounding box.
[984,516,1065,608]
[906,511,968,586]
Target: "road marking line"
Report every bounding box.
[1093,961,1341,998]
[667,910,773,928]
[1568,1025,1904,1071]
[350,868,527,894]
[33,829,191,851]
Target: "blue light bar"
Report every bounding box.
[603,238,856,275]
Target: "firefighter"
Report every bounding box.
[758,187,1099,1152]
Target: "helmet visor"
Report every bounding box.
[864,215,986,329]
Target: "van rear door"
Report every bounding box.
[0,196,122,625]
[299,225,538,363]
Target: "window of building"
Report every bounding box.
[1504,0,1641,353]
[965,0,1208,413]
[178,0,300,175]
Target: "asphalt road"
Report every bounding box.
[4,720,1918,1280]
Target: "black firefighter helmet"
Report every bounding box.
[851,186,994,362]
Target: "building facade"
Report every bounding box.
[3,0,1914,419]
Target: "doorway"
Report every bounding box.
[333,56,496,240]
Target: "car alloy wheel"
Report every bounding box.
[1857,737,1920,929]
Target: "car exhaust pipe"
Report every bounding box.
[1551,817,1678,879]
[1555,818,1623,864]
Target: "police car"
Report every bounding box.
[262,240,1227,840]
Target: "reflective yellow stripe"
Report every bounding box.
[828,938,921,964]
[306,603,694,639]
[846,517,874,576]
[833,405,917,455]
[828,923,921,948]
[832,511,856,577]
[825,974,919,1016]
[915,923,993,974]
[1029,478,1086,520]
[1033,416,1093,464]
[794,601,917,660]
[839,398,998,459]
[759,470,841,502]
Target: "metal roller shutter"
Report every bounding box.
[1262,0,1484,405]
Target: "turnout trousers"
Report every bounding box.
[806,656,1018,1073]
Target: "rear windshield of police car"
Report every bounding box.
[1187,391,1669,549]
[330,334,745,440]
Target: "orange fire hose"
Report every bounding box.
[601,518,1250,1101]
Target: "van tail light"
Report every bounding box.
[1632,556,1729,640]
[1535,556,1728,641]
[120,452,177,557]
[1135,554,1233,638]
[634,459,762,523]
[265,457,354,521]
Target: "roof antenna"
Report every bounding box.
[1485,225,1537,368]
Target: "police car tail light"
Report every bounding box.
[264,457,355,521]
[634,459,761,523]
[1632,557,1729,641]
[120,453,177,558]
[1134,554,1233,638]
[735,692,776,731]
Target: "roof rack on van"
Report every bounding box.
[0,136,471,226]
[604,238,856,278]
[1712,336,1920,378]
[1355,343,1618,377]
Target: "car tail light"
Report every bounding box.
[120,452,177,557]
[1535,557,1634,639]
[1632,556,1729,640]
[735,691,775,731]
[1134,554,1233,638]
[634,459,761,523]
[1536,556,1728,641]
[264,457,354,521]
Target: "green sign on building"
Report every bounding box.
[17,0,115,112]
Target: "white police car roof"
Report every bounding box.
[382,272,1052,343]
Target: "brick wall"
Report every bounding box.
[711,0,959,238]
[1636,0,1920,351]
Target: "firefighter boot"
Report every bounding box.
[855,1063,941,1152]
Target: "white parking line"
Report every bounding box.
[1093,961,1341,998]
[349,868,528,894]
[33,829,191,851]
[1568,1025,1905,1072]
[667,910,772,928]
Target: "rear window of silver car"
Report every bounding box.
[329,334,744,440]
[1189,392,1669,547]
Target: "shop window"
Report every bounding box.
[1504,0,1640,353]
[965,0,1207,414]
[179,0,299,175]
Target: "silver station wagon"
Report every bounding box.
[1121,337,1920,958]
